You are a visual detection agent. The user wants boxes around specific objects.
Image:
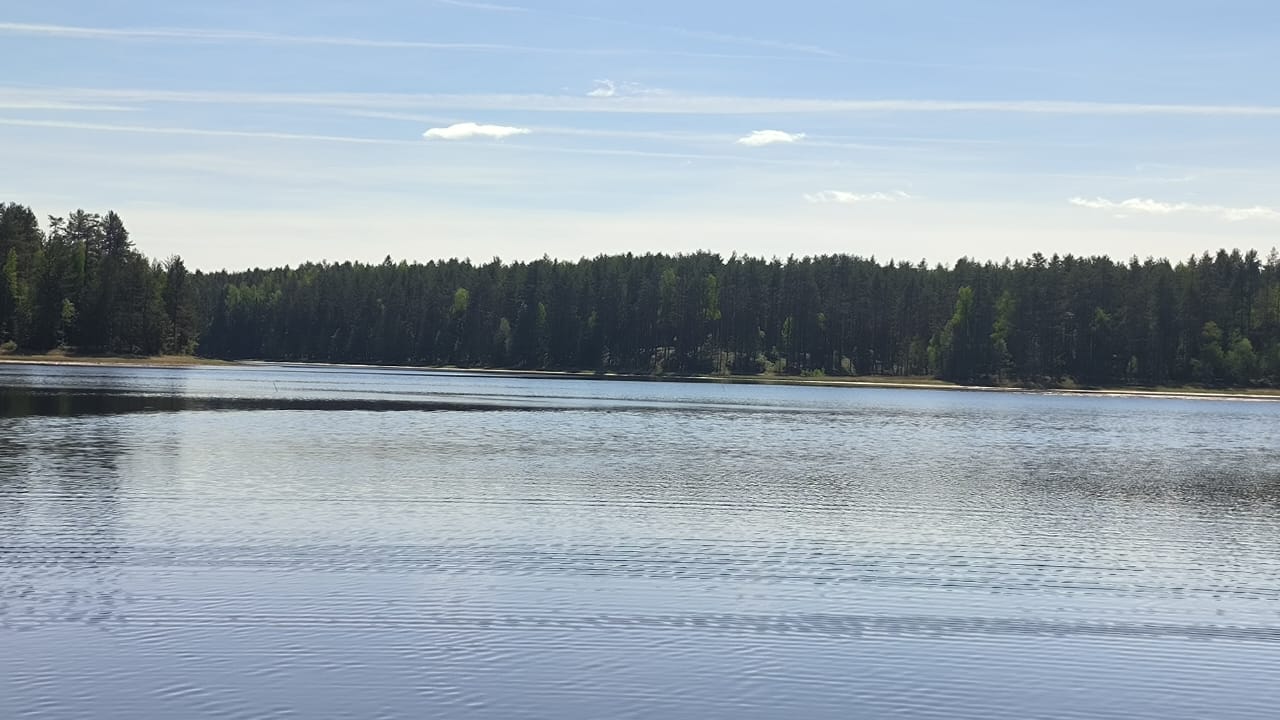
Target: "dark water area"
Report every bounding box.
[2,363,1280,719]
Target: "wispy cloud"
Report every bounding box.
[587,80,619,99]
[0,100,136,112]
[0,21,558,52]
[560,13,840,58]
[1069,197,1280,222]
[11,86,1280,117]
[4,114,824,167]
[736,129,806,147]
[431,0,528,12]
[0,22,786,60]
[669,27,839,58]
[0,117,414,145]
[805,190,911,204]
[354,110,744,145]
[360,117,847,167]
[423,122,531,140]
[585,79,656,99]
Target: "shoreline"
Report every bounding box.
[4,353,1280,401]
[343,364,1280,401]
[0,354,233,369]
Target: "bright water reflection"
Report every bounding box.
[2,363,1279,719]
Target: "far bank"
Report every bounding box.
[5,352,1279,401]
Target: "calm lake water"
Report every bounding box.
[2,363,1280,719]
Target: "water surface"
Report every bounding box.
[2,363,1279,719]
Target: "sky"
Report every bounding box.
[2,0,1278,271]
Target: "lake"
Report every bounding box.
[2,363,1279,719]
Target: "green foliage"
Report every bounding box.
[990,291,1016,380]
[0,203,43,275]
[451,287,471,317]
[0,204,176,355]
[5,201,1280,387]
[493,317,513,364]
[934,286,980,381]
[184,244,1280,387]
[163,256,198,354]
[1193,321,1226,381]
[1225,333,1258,383]
[58,299,77,347]
[0,248,18,342]
[703,274,721,322]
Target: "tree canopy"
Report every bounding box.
[0,203,194,356]
[3,202,1279,388]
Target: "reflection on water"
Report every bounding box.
[0,388,584,416]
[2,363,1280,719]
[1,411,127,636]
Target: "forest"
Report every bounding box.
[3,202,1279,387]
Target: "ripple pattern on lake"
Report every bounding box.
[2,363,1280,719]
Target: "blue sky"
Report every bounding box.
[2,0,1278,270]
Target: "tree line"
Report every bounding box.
[0,203,198,357]
[4,202,1279,387]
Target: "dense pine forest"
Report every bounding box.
[3,202,1280,387]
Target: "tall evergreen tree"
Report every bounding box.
[4,200,1280,387]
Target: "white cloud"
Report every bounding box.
[423,122,531,140]
[586,79,660,99]
[354,110,726,143]
[587,84,616,99]
[11,86,1280,117]
[737,130,806,147]
[4,115,828,167]
[1069,197,1280,222]
[587,80,618,98]
[805,190,911,204]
